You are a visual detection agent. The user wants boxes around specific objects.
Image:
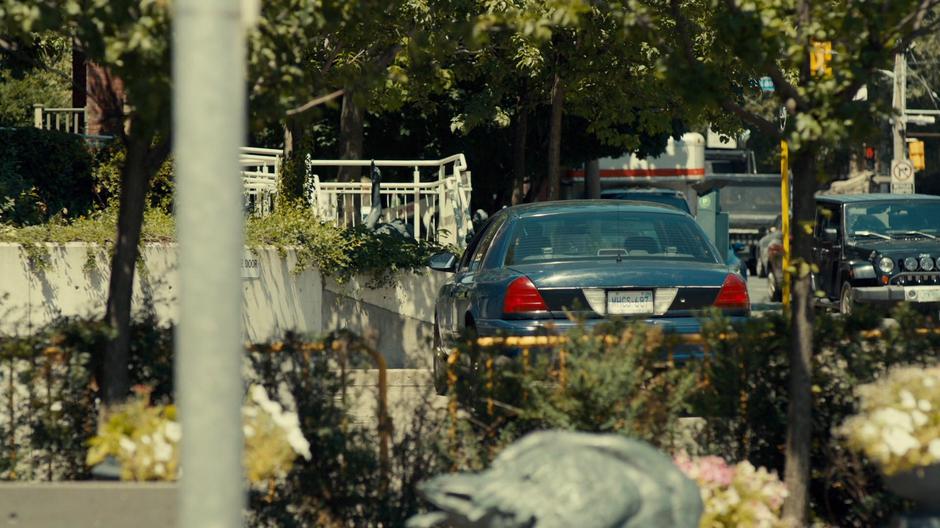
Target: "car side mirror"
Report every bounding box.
[428,252,458,272]
[822,227,839,242]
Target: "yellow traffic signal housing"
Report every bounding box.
[810,41,832,77]
[909,140,926,171]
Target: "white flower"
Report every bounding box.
[140,435,152,445]
[911,410,929,428]
[50,401,62,412]
[872,408,914,433]
[882,428,920,457]
[929,439,940,461]
[900,390,917,409]
[119,437,137,455]
[243,425,254,438]
[163,422,182,443]
[286,429,311,460]
[924,377,937,388]
[153,439,173,463]
[154,463,166,476]
[918,399,932,412]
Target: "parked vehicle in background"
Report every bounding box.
[600,188,692,213]
[768,193,940,313]
[603,188,748,279]
[757,214,783,278]
[427,200,750,393]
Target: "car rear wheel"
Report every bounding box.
[840,282,854,316]
[768,270,782,302]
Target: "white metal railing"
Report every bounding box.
[33,104,86,135]
[305,154,472,247]
[240,146,282,216]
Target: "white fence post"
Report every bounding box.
[33,104,43,128]
[413,167,421,241]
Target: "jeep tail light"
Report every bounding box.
[504,276,548,314]
[713,274,750,311]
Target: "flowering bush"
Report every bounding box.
[837,365,940,476]
[86,390,181,481]
[674,453,788,528]
[243,384,311,484]
[86,384,311,483]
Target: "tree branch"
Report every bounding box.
[722,99,781,139]
[285,89,345,117]
[669,0,781,139]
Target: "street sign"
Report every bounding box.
[891,159,916,194]
[241,250,260,279]
[759,77,775,92]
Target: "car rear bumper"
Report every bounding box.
[853,285,940,303]
[475,316,747,360]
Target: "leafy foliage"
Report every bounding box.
[695,306,940,526]
[447,319,701,461]
[92,146,175,213]
[0,204,443,285]
[0,128,95,226]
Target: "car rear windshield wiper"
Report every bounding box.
[850,230,891,240]
[890,230,938,240]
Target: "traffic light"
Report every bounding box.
[810,41,832,77]
[909,139,926,171]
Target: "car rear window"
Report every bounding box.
[505,210,720,265]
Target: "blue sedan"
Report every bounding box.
[428,200,750,390]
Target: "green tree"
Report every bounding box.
[1,0,174,404]
[657,0,940,521]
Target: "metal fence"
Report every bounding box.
[305,154,473,247]
[240,146,282,216]
[32,104,86,135]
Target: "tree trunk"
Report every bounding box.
[782,148,817,524]
[103,129,170,405]
[337,88,365,182]
[511,110,528,205]
[585,159,601,198]
[547,73,565,201]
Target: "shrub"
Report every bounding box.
[445,320,701,461]
[0,128,95,225]
[92,146,175,213]
[695,305,940,526]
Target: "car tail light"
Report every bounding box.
[713,274,750,311]
[503,276,548,314]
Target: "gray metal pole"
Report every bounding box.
[173,0,246,527]
[893,51,907,164]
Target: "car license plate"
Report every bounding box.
[607,290,654,315]
[904,286,940,302]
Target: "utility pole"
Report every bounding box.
[892,51,907,167]
[174,0,246,527]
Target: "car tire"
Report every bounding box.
[432,322,448,396]
[840,282,854,316]
[768,270,782,302]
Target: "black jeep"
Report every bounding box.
[811,193,940,314]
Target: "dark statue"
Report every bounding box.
[407,430,703,528]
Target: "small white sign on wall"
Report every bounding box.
[241,250,260,279]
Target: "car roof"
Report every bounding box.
[816,193,940,205]
[601,187,685,196]
[507,199,687,218]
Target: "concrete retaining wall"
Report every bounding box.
[0,243,445,367]
[323,271,449,368]
[0,243,323,342]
